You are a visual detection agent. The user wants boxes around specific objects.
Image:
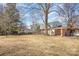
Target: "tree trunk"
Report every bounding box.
[45,11,48,35]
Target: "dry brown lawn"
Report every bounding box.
[0,35,79,56]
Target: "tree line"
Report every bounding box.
[26,3,79,35]
[0,3,79,35]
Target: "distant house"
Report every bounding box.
[48,21,62,36]
[40,17,79,36]
[40,21,62,35]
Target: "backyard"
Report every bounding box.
[0,35,79,56]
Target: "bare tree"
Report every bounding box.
[21,3,54,35]
[25,3,54,35]
[55,3,78,35]
[36,3,54,35]
[30,12,40,33]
